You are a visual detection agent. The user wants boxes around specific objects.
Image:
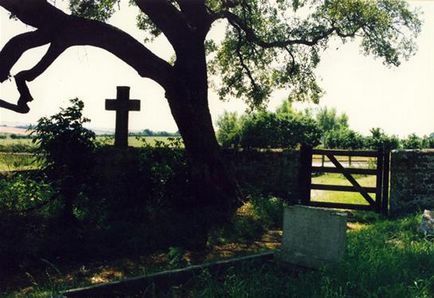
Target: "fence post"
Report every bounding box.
[375,148,384,213]
[381,149,390,215]
[299,144,313,205]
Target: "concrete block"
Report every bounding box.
[277,205,347,269]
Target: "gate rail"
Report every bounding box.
[299,146,390,214]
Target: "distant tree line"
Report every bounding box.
[130,129,180,137]
[217,103,434,150]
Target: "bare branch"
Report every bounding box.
[233,26,259,94]
[0,0,175,113]
[0,30,50,83]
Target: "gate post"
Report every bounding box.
[375,148,384,213]
[381,149,390,215]
[299,144,313,205]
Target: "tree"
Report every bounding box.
[402,133,423,149]
[0,0,421,238]
[423,135,434,149]
[217,106,321,149]
[366,127,400,150]
[216,111,241,147]
[324,127,364,150]
[316,107,349,133]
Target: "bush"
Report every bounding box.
[32,98,96,223]
[250,195,286,229]
[0,174,54,214]
[83,138,208,249]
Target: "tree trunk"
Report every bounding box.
[163,45,241,248]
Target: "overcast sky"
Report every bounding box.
[0,0,433,137]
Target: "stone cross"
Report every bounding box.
[105,86,140,148]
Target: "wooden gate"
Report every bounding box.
[299,146,390,214]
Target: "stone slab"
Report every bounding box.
[277,205,347,269]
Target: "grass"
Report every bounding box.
[0,136,174,150]
[311,173,377,205]
[0,153,40,171]
[177,213,434,297]
[95,136,175,147]
[6,212,431,297]
[0,136,178,171]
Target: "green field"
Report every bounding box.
[95,136,176,147]
[0,153,40,171]
[0,136,179,171]
[0,136,175,149]
[311,173,377,205]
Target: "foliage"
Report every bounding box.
[323,127,365,149]
[31,98,96,222]
[217,101,321,149]
[36,0,418,111]
[402,133,424,149]
[9,134,31,139]
[0,142,36,153]
[209,0,421,109]
[133,129,180,137]
[316,107,349,133]
[424,135,434,149]
[0,174,54,214]
[167,246,189,269]
[249,195,286,229]
[366,127,400,150]
[32,98,96,172]
[69,0,120,21]
[0,152,39,171]
[216,111,242,148]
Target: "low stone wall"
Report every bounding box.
[223,149,301,202]
[390,149,434,214]
[94,147,302,203]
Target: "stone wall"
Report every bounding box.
[222,149,301,202]
[95,147,302,203]
[390,149,434,214]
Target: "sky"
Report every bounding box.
[0,1,433,137]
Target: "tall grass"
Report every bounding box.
[0,152,40,171]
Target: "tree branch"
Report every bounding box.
[213,10,338,48]
[0,0,175,113]
[134,0,193,49]
[176,0,211,37]
[0,30,50,83]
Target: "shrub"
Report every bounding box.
[32,98,96,223]
[0,174,54,214]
